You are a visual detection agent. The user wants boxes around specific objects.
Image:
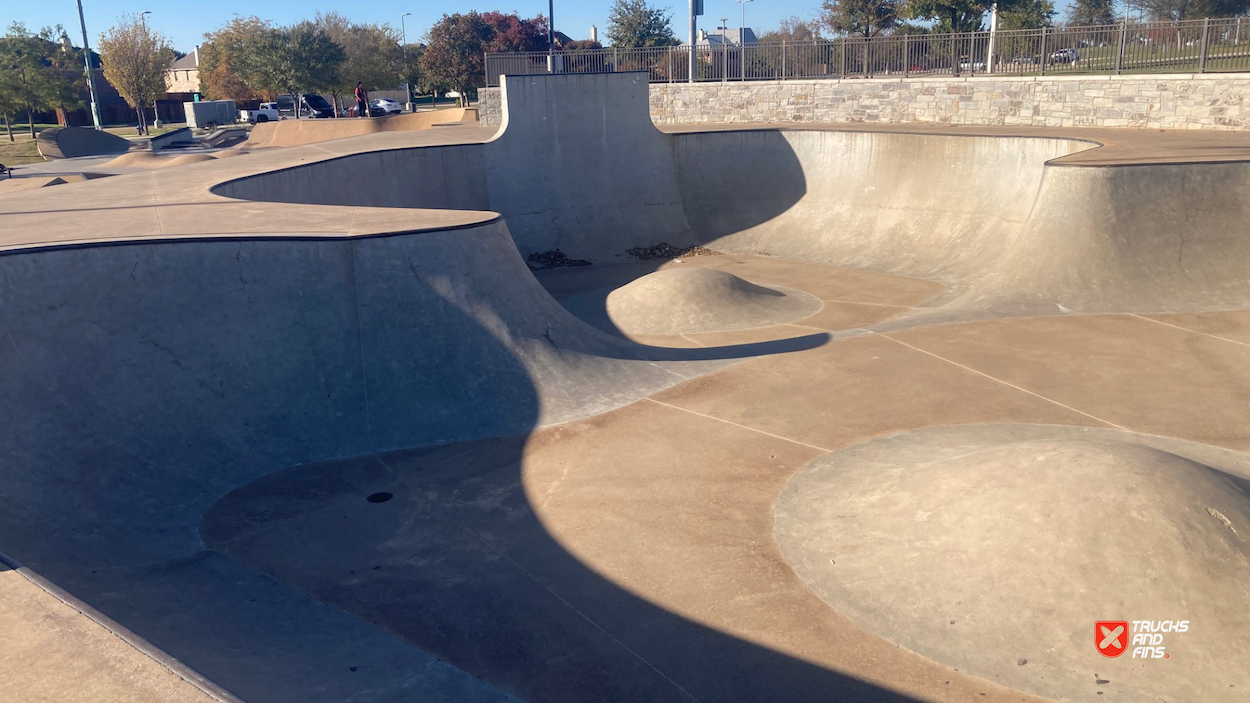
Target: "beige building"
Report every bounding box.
[165,48,199,94]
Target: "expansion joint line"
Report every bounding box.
[875,333,1127,430]
[1128,313,1250,350]
[645,397,834,453]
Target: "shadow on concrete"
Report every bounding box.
[0,233,908,703]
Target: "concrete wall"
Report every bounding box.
[479,72,1250,130]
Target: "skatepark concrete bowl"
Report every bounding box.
[2,71,1250,703]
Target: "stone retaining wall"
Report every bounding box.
[478,72,1249,130]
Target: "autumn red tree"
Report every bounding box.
[481,12,549,53]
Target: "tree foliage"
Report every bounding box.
[906,0,996,32]
[232,21,344,107]
[316,12,403,110]
[482,11,549,52]
[821,0,903,37]
[1138,0,1250,20]
[420,12,491,102]
[0,23,82,137]
[417,11,547,104]
[199,16,271,101]
[607,0,679,48]
[99,14,176,133]
[999,0,1057,29]
[1065,0,1117,24]
[758,17,824,42]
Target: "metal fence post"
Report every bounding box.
[1115,21,1126,74]
[668,50,673,83]
[950,33,957,75]
[840,38,846,77]
[782,39,787,79]
[904,35,910,78]
[1040,27,1048,76]
[1199,17,1210,73]
[613,46,619,73]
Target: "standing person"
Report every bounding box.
[355,82,368,118]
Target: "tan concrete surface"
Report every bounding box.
[0,566,216,703]
[662,122,1250,166]
[887,314,1250,449]
[241,107,477,148]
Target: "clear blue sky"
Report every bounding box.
[11,1,1074,54]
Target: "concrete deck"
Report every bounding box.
[2,72,1249,703]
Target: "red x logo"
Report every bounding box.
[1096,621,1129,658]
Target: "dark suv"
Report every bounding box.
[276,93,335,119]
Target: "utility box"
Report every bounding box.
[184,99,237,130]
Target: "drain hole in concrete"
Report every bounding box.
[367,492,393,504]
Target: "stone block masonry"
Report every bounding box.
[478,73,1250,131]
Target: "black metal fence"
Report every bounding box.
[485,17,1250,86]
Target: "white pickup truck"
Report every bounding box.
[240,103,280,124]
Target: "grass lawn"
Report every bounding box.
[0,136,44,166]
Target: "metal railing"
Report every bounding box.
[485,17,1250,86]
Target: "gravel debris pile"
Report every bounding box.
[527,249,592,270]
[626,242,724,261]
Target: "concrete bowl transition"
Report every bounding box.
[2,72,1249,703]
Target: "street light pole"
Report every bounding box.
[401,12,412,111]
[547,0,555,73]
[734,0,753,79]
[75,0,102,129]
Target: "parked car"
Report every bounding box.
[1050,48,1080,63]
[370,98,403,115]
[276,93,335,119]
[958,57,986,72]
[1012,55,1038,64]
[240,103,280,124]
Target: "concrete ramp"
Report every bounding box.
[36,126,130,159]
[241,107,477,148]
[485,72,696,258]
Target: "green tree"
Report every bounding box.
[1000,0,1056,29]
[419,12,491,106]
[906,0,994,32]
[199,16,272,102]
[822,0,902,37]
[235,22,344,116]
[1138,0,1249,20]
[607,0,679,48]
[0,24,81,138]
[317,13,403,115]
[99,14,175,134]
[1065,0,1117,24]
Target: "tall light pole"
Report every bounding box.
[547,0,555,73]
[689,0,702,83]
[75,0,103,129]
[734,0,752,79]
[140,10,151,26]
[401,12,412,111]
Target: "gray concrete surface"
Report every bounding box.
[35,126,131,159]
[776,424,1250,702]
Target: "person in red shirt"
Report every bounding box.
[354,82,368,118]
